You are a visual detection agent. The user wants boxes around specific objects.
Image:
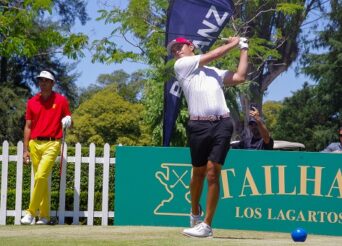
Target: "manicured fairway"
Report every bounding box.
[1,225,342,245]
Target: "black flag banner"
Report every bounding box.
[163,0,235,146]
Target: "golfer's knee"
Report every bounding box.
[35,175,48,183]
[207,172,220,184]
[192,170,206,180]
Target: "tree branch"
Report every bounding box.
[122,32,145,55]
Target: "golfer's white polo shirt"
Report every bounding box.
[174,55,230,117]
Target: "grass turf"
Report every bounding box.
[0,225,341,246]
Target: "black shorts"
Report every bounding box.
[187,117,233,167]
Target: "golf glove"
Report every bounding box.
[239,37,249,50]
[61,115,72,129]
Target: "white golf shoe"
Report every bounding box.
[36,217,48,225]
[190,204,203,227]
[20,213,35,225]
[182,222,213,238]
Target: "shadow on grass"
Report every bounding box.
[214,236,263,240]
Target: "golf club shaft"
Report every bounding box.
[55,127,66,224]
[59,128,66,176]
[154,30,230,41]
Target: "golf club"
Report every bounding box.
[151,30,231,41]
[48,127,66,225]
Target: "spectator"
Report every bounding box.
[232,105,273,150]
[321,127,342,153]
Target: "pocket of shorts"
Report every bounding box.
[187,121,194,133]
[222,118,234,133]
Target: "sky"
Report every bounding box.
[70,0,315,102]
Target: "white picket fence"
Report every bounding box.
[0,141,115,225]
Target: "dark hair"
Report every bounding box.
[250,103,258,111]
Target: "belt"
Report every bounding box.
[190,113,230,121]
[35,137,59,141]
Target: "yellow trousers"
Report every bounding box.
[27,139,61,218]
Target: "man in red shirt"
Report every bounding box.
[21,70,72,225]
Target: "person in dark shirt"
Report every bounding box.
[233,105,273,150]
[321,126,342,153]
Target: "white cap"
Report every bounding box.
[36,70,55,82]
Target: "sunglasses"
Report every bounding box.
[339,134,342,137]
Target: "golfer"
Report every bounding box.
[21,70,72,225]
[167,36,248,237]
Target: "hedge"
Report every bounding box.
[5,189,114,225]
[1,145,115,225]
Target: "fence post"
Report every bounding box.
[87,143,96,225]
[73,143,82,224]
[1,141,115,225]
[58,142,68,224]
[0,141,9,225]
[14,141,24,224]
[101,143,110,225]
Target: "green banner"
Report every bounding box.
[115,147,342,236]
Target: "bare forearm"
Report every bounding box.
[237,50,248,79]
[230,50,248,85]
[256,121,271,144]
[199,37,239,66]
[23,127,30,151]
[23,125,31,164]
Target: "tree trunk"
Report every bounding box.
[0,57,8,83]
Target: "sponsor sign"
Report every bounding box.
[115,147,342,236]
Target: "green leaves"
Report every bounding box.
[0,1,89,143]
[0,85,27,144]
[68,85,152,146]
[23,0,53,12]
[63,33,88,59]
[92,0,167,66]
[0,1,88,59]
[276,3,304,15]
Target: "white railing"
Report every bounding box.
[0,141,115,225]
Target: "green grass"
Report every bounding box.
[0,225,341,245]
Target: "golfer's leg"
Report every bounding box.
[38,141,60,218]
[190,165,206,215]
[204,161,222,226]
[27,140,41,216]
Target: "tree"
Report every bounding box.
[0,85,26,143]
[0,0,88,96]
[262,100,283,134]
[0,0,88,142]
[96,69,146,103]
[274,0,342,151]
[273,82,337,151]
[92,0,327,145]
[67,84,152,146]
[301,0,342,126]
[78,69,146,106]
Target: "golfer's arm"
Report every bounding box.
[199,40,239,67]
[224,49,248,86]
[23,120,31,153]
